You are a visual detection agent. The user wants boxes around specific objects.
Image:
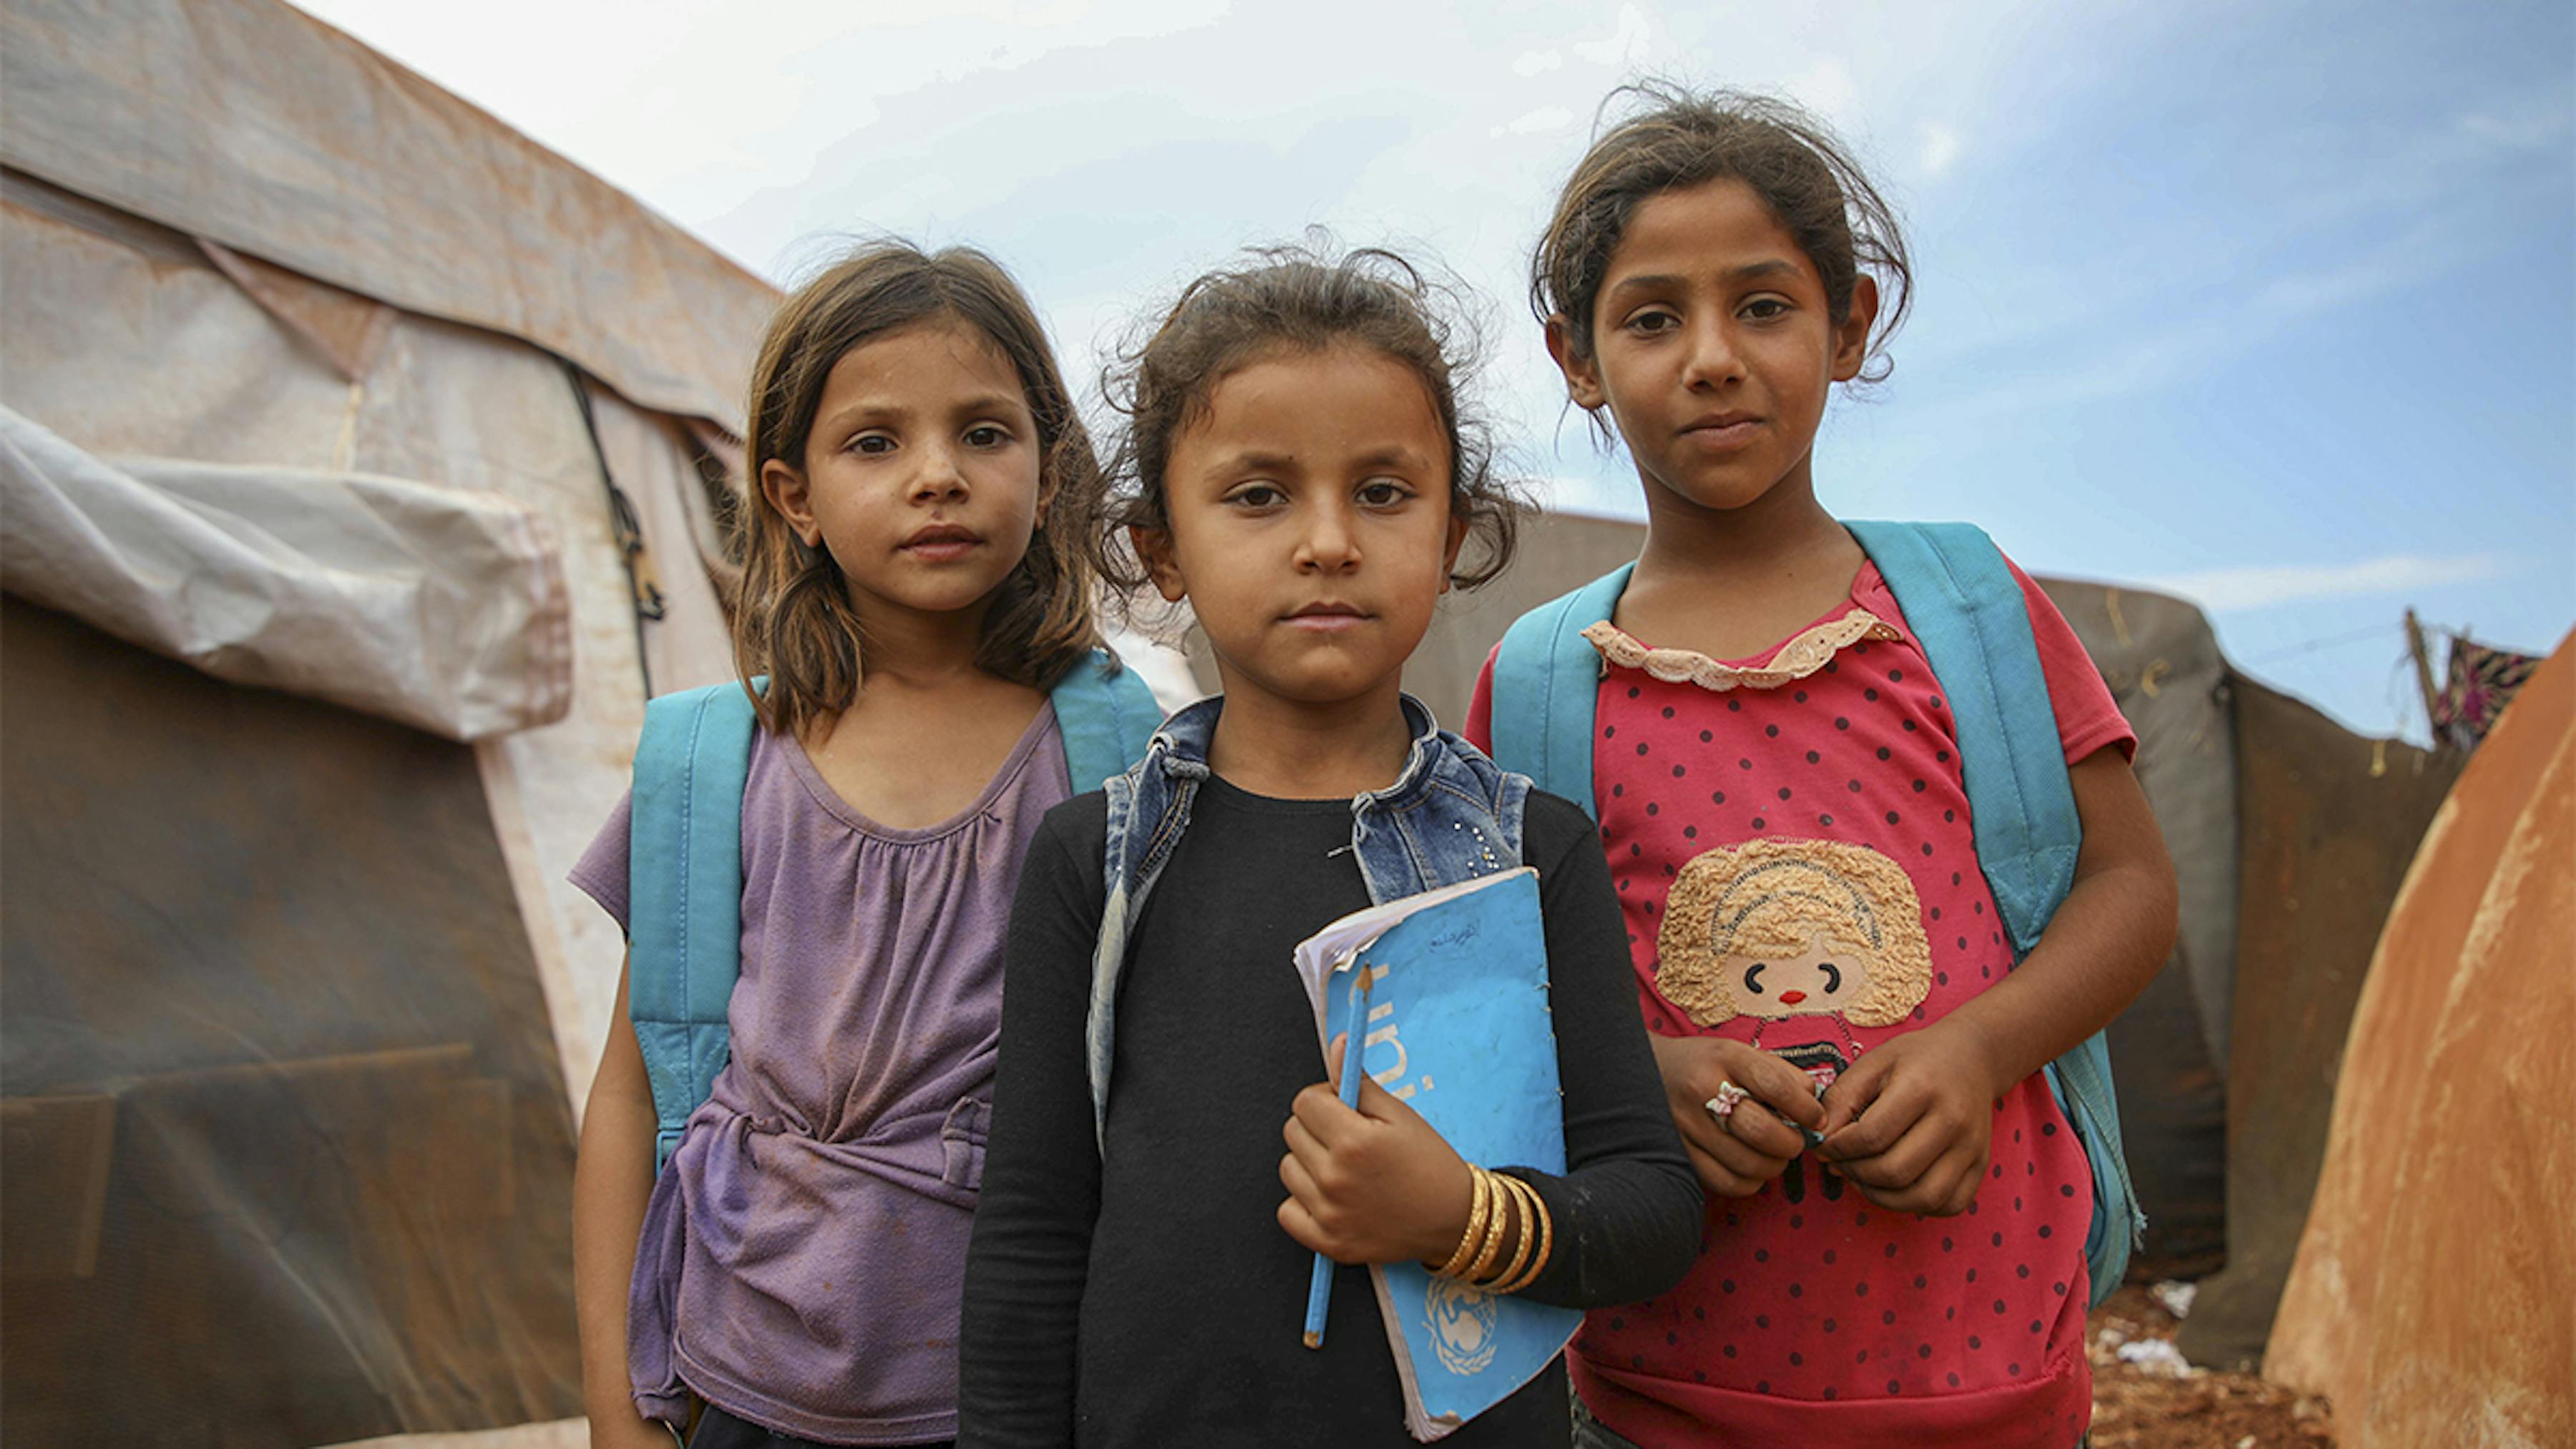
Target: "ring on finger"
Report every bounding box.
[1703,1079,1749,1125]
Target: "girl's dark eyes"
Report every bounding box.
[1229,483,1286,508]
[1626,309,1680,336]
[1741,297,1792,321]
[848,424,1015,454]
[1357,479,1413,507]
[1743,962,1767,995]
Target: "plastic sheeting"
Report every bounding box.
[0,596,585,1445]
[2266,635,2574,1445]
[0,405,572,742]
[0,160,746,1123]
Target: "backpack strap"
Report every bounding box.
[1848,519,2142,1302]
[2046,1030,2138,1299]
[1845,522,2079,944]
[1489,562,1633,818]
[627,680,759,1172]
[1049,647,1165,793]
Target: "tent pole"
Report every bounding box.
[2405,608,2446,752]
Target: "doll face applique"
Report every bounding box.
[1654,838,1933,1031]
[1732,924,1871,1016]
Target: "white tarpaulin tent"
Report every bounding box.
[2,0,775,1441]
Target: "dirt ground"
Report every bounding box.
[2087,1286,2336,1448]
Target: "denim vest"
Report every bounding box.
[1083,694,1533,1146]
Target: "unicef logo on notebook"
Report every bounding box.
[1425,1277,1500,1375]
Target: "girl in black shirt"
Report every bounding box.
[960,246,1700,1448]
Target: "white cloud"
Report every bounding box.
[1495,104,1574,138]
[1571,4,1649,67]
[1512,48,1563,76]
[1918,122,1961,176]
[2143,553,2515,613]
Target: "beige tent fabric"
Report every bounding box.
[2266,634,2575,1447]
[0,406,572,741]
[1,0,773,428]
[1,162,740,1117]
[322,1419,583,1449]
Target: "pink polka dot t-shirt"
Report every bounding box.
[1467,555,2134,1449]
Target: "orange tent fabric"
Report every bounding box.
[2266,632,2574,1446]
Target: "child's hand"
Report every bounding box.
[1813,1018,2004,1216]
[1647,1034,1825,1199]
[1278,1035,1477,1267]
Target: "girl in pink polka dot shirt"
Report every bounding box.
[1465,87,2179,1449]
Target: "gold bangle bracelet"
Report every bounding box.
[1432,1166,1491,1279]
[1491,1177,1555,1295]
[1464,1168,1513,1284]
[1480,1172,1538,1292]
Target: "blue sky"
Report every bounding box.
[295,0,2574,741]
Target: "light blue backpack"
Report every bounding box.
[1488,520,2144,1307]
[624,649,1163,1170]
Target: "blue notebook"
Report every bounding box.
[1293,867,1584,1442]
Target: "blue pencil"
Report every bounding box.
[1303,965,1374,1349]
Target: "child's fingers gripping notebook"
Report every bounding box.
[1292,867,1584,1443]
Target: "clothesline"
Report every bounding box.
[2238,620,2409,668]
[2234,614,2508,670]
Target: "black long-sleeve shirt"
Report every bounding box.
[960,781,1700,1448]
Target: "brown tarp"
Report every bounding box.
[2265,635,2575,1446]
[2176,680,2460,1367]
[0,597,585,1445]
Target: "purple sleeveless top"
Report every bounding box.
[572,703,1069,1444]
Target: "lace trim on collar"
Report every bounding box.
[1581,609,1903,693]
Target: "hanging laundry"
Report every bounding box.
[2434,635,2545,751]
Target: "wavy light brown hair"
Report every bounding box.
[1080,243,1524,609]
[733,242,1101,737]
[1533,82,1914,418]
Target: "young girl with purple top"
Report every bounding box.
[570,243,1146,1449]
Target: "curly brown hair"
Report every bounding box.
[1533,82,1913,413]
[1079,242,1524,610]
[731,241,1102,738]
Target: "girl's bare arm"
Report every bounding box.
[1936,748,2178,1086]
[572,956,675,1449]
